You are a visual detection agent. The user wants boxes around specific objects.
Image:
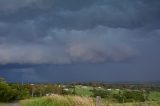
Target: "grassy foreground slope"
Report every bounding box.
[20,95,160,106]
[20,95,94,106]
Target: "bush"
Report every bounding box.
[113,90,146,103]
[113,91,126,103]
[0,81,17,102]
[123,90,145,102]
[91,88,110,98]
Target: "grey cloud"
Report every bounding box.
[1,0,160,30]
[0,0,51,13]
[0,0,160,82]
[0,0,96,12]
[0,0,159,65]
[54,0,160,29]
[48,26,135,62]
[0,43,70,64]
[0,26,135,64]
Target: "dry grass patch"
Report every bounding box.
[20,95,95,106]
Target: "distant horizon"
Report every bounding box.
[5,80,160,84]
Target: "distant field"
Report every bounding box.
[75,85,93,96]
[74,85,118,97]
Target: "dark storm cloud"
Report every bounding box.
[0,0,160,82]
[0,64,40,71]
[0,26,136,64]
[0,0,160,29]
[50,0,160,29]
[0,0,160,65]
[0,0,51,12]
[2,62,160,83]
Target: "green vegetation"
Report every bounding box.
[20,95,160,106]
[149,91,160,101]
[0,78,18,102]
[20,95,94,106]
[1,77,160,105]
[75,85,93,96]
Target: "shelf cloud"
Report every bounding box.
[0,0,160,82]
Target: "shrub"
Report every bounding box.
[91,88,110,98]
[0,81,17,102]
[113,90,146,103]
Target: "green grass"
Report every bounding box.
[20,95,160,106]
[20,95,94,106]
[149,91,160,101]
[75,85,93,96]
[8,85,160,106]
[103,101,160,106]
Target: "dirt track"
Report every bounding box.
[3,103,18,106]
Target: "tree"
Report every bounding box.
[11,84,30,99]
[0,77,17,102]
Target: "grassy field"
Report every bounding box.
[20,95,94,106]
[149,91,160,101]
[75,85,93,96]
[19,85,160,106]
[1,85,160,106]
[20,95,160,106]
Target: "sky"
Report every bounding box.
[0,0,160,83]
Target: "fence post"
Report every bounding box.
[96,96,101,106]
